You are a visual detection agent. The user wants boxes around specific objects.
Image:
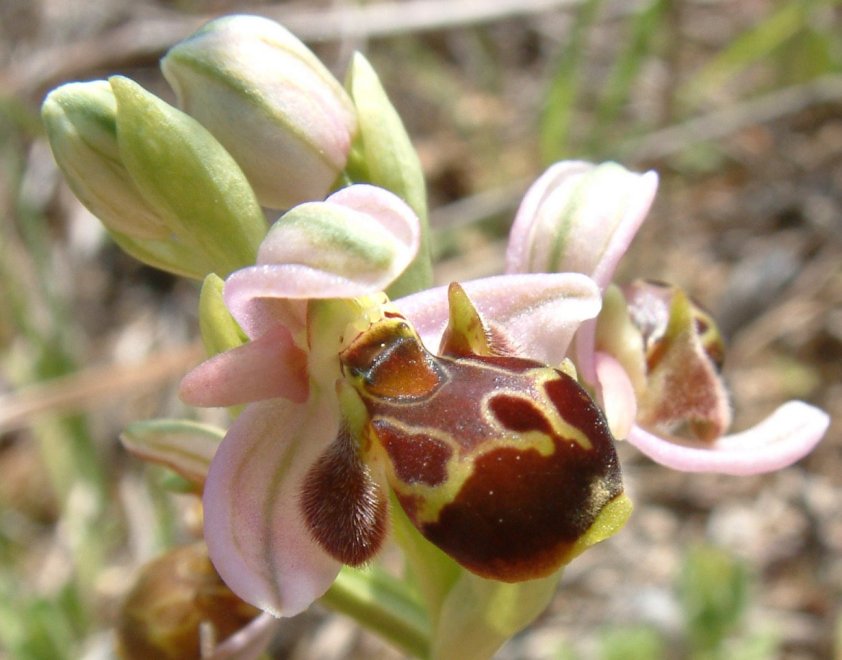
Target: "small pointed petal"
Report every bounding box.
[203,398,342,616]
[397,273,601,365]
[180,325,308,407]
[438,282,495,357]
[300,426,389,566]
[625,401,829,475]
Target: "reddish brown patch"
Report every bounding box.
[412,379,623,582]
[300,427,388,566]
[488,394,554,435]
[544,373,612,444]
[373,419,452,487]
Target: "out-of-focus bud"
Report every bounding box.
[161,15,357,210]
[41,81,170,241]
[116,543,262,660]
[42,76,268,279]
[506,161,658,289]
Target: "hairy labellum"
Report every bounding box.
[329,283,630,581]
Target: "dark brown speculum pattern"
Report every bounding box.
[340,311,625,582]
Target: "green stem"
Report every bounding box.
[319,565,431,658]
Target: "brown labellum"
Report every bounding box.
[339,283,629,581]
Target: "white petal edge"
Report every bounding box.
[396,272,601,365]
[207,612,281,660]
[203,397,342,616]
[625,401,829,474]
[594,352,638,440]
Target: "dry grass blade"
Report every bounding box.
[0,342,203,434]
[2,0,585,98]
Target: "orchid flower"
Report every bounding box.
[175,176,636,658]
[505,160,829,474]
[179,183,419,615]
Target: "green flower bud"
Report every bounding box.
[161,15,357,210]
[42,77,269,279]
[41,81,170,241]
[110,76,267,277]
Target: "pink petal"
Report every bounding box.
[505,161,659,290]
[324,185,420,251]
[594,352,638,440]
[207,612,281,660]
[203,397,342,616]
[506,161,593,274]
[397,273,601,365]
[224,271,309,339]
[180,325,308,407]
[222,185,419,338]
[589,170,658,290]
[625,401,829,474]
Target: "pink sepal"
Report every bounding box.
[397,273,601,366]
[180,325,308,407]
[625,401,829,474]
[203,397,342,616]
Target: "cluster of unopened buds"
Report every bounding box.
[42,14,829,660]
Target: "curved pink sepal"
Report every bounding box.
[506,161,593,274]
[203,397,342,616]
[505,161,658,290]
[180,325,308,407]
[207,612,281,660]
[625,401,829,475]
[396,273,601,365]
[594,352,638,440]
